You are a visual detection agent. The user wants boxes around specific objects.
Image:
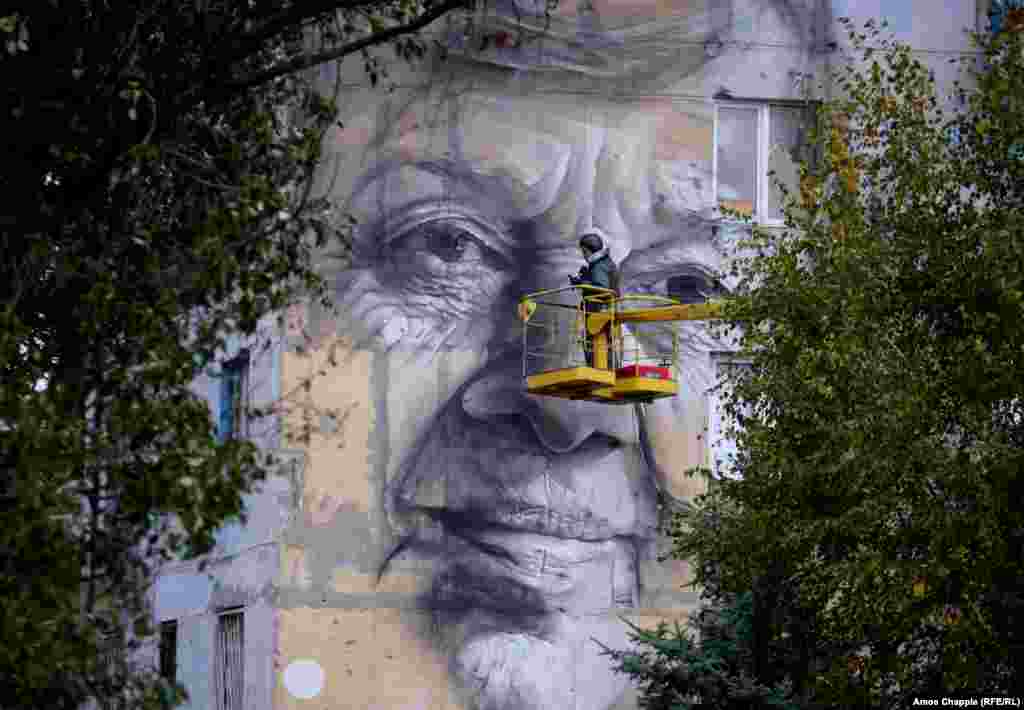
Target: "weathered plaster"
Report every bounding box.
[153,453,303,710]
[273,608,460,709]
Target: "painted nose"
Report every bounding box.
[461,360,640,451]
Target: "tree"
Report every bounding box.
[0,1,475,707]
[608,17,1024,708]
[598,500,806,709]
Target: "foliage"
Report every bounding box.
[603,498,864,709]
[599,596,799,710]
[0,1,472,707]
[614,17,1024,708]
[599,501,805,708]
[703,18,1020,705]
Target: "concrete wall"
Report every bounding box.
[151,448,304,710]
[155,309,293,710]
[152,544,279,710]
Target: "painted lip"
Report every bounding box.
[382,434,650,614]
[411,520,639,649]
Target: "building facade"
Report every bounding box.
[153,1,990,708]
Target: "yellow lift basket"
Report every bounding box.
[518,285,723,404]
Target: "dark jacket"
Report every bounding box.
[577,247,620,295]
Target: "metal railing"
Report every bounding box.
[521,285,615,378]
[611,293,682,380]
[520,287,680,380]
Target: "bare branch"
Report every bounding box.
[225,0,469,93]
[223,0,384,67]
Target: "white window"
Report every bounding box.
[706,355,753,480]
[215,609,244,710]
[714,102,814,225]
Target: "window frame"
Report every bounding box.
[218,348,250,442]
[713,100,816,227]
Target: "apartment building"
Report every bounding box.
[153,2,995,708]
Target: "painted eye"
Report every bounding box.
[383,219,507,269]
[421,224,475,263]
[665,274,723,304]
[628,271,725,303]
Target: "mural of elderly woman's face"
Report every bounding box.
[316,2,820,708]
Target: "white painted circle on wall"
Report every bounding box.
[283,659,325,699]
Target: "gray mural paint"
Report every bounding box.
[372,347,395,548]
[314,2,834,708]
[145,2,987,708]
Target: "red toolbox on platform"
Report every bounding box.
[616,365,672,380]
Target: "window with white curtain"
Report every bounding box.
[215,609,244,710]
[714,102,815,224]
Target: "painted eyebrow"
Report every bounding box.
[343,160,509,251]
[348,159,494,206]
[619,218,720,273]
[348,146,571,218]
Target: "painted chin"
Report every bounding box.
[418,522,641,709]
[450,614,634,710]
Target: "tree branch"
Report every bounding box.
[224,0,469,94]
[223,0,384,68]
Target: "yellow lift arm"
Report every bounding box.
[583,301,723,333]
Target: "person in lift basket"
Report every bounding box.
[569,229,620,368]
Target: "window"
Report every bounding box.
[159,620,177,683]
[714,102,815,224]
[218,349,249,442]
[990,0,1024,35]
[215,610,244,710]
[706,356,753,480]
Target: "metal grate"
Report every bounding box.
[215,610,244,710]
